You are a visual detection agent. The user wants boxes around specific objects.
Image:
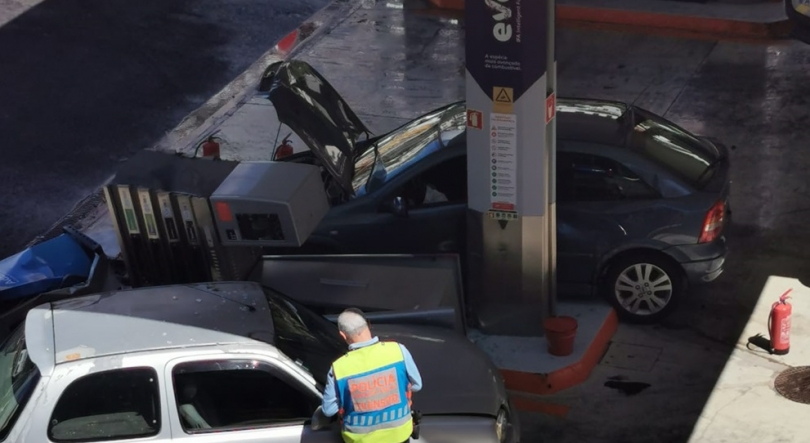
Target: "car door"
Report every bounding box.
[555,150,660,293]
[164,354,340,443]
[337,151,468,255]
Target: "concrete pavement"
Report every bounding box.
[23,0,810,440]
[0,0,44,27]
[688,276,810,442]
[521,277,810,443]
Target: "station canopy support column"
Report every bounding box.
[464,0,558,336]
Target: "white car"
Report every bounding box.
[0,281,519,443]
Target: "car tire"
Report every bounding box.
[601,252,685,324]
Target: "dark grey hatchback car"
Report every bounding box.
[260,60,731,323]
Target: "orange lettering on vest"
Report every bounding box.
[349,373,399,399]
[350,375,396,391]
[353,389,406,413]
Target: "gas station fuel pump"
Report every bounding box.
[104,150,330,288]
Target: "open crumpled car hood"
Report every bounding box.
[371,323,507,417]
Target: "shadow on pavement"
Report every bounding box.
[0,0,326,258]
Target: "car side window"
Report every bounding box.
[393,155,467,208]
[557,152,658,202]
[48,367,161,442]
[172,359,319,434]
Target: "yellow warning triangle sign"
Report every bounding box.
[494,87,512,103]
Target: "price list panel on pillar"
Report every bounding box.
[465,0,557,335]
[490,106,517,215]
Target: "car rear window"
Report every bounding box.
[0,324,40,441]
[352,109,444,196]
[628,108,719,188]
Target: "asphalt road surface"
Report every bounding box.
[0,0,328,258]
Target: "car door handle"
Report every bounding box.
[438,240,456,252]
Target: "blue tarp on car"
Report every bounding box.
[0,234,92,301]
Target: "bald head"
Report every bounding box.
[337,309,372,344]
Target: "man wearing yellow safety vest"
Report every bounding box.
[320,308,423,443]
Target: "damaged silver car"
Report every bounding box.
[0,281,519,443]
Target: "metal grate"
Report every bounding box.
[774,366,810,404]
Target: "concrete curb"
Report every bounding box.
[499,309,618,396]
[427,0,792,39]
[27,0,364,249]
[557,5,792,39]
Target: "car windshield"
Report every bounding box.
[627,108,719,188]
[261,286,347,387]
[0,324,40,440]
[351,104,464,197]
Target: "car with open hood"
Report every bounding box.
[258,60,732,324]
[0,281,518,443]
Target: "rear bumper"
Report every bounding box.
[663,235,728,285]
[681,254,726,284]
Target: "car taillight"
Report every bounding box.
[699,199,726,244]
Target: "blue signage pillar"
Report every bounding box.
[465,0,557,335]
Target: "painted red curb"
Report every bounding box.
[498,309,618,396]
[510,395,570,417]
[557,5,789,39]
[425,0,791,39]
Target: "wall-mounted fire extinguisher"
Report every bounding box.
[192,131,222,160]
[200,136,221,159]
[769,288,792,355]
[274,132,294,160]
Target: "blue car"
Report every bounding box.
[261,60,731,323]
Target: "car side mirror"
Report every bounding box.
[310,405,336,431]
[383,196,409,218]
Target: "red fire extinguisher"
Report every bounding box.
[192,132,222,160]
[769,288,792,355]
[200,136,221,159]
[274,133,294,160]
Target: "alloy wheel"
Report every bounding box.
[614,263,673,316]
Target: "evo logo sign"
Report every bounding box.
[466,0,546,103]
[486,0,513,42]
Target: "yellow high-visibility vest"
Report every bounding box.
[332,341,413,443]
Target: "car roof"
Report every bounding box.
[442,97,632,148]
[555,97,632,146]
[26,282,278,370]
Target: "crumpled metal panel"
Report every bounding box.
[254,254,467,333]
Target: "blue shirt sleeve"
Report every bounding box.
[399,344,422,392]
[321,366,340,417]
